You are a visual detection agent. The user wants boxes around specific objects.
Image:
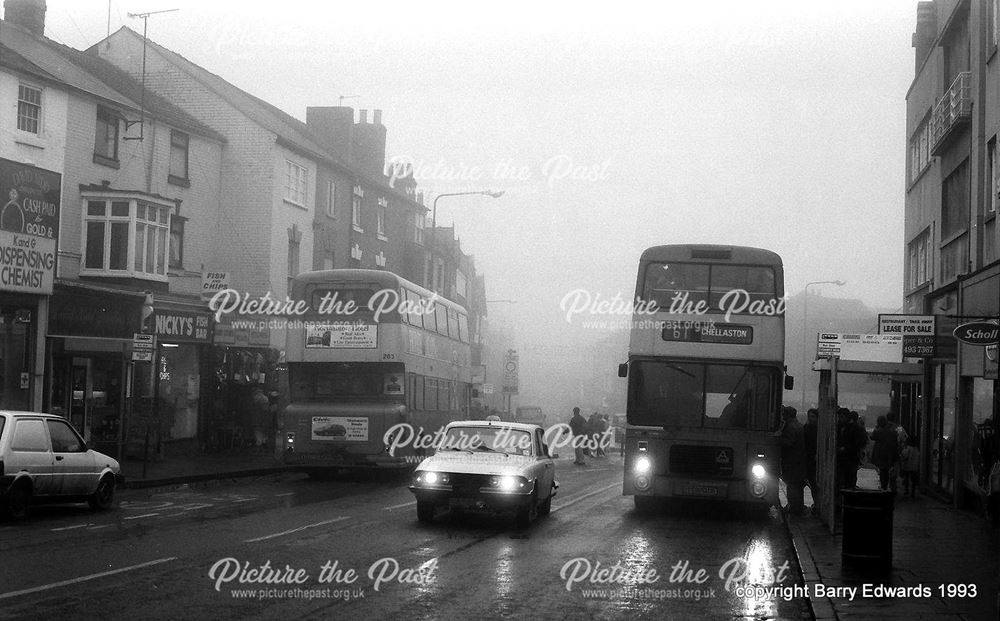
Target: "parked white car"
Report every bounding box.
[0,411,122,520]
[408,420,558,527]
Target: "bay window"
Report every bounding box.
[81,193,174,281]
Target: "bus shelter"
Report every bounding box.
[812,357,924,532]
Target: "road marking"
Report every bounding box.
[551,481,620,514]
[244,517,350,543]
[232,498,255,503]
[275,492,294,497]
[51,524,91,532]
[383,501,416,510]
[124,513,160,520]
[87,525,112,530]
[0,557,177,601]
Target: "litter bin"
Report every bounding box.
[841,489,894,570]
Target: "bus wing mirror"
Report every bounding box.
[784,375,794,390]
[618,363,628,378]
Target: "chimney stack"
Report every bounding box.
[3,0,46,36]
[912,1,937,73]
[359,109,368,124]
[306,106,355,161]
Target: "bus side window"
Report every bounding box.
[458,313,469,343]
[422,297,435,332]
[414,373,424,411]
[435,305,448,337]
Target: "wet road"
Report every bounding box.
[0,456,810,620]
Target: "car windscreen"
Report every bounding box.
[440,426,533,456]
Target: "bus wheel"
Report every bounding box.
[416,501,436,523]
[633,495,657,514]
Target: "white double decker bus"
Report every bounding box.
[619,245,793,511]
[281,269,473,471]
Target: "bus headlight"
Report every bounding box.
[751,463,766,479]
[285,432,295,452]
[634,456,652,474]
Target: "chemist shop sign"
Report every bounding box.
[0,159,61,295]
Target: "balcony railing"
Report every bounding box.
[930,71,972,155]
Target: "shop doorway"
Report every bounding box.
[51,353,125,456]
[0,308,33,410]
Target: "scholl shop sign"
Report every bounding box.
[952,321,999,346]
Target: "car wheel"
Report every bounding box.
[515,491,538,528]
[88,475,116,510]
[3,484,31,521]
[416,501,436,523]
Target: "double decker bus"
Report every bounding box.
[280,269,473,470]
[618,245,793,511]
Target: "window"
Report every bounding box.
[908,231,930,290]
[169,216,185,269]
[94,106,119,164]
[377,197,387,239]
[287,237,300,291]
[414,212,425,244]
[81,195,172,281]
[989,139,999,215]
[941,160,970,239]
[169,131,189,184]
[11,419,48,451]
[352,185,364,231]
[285,160,308,206]
[17,84,41,134]
[47,420,84,453]
[326,180,336,218]
[456,270,467,299]
[909,116,931,183]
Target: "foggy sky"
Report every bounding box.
[41,0,919,406]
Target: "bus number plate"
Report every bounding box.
[680,484,721,497]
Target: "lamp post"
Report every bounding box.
[427,190,504,291]
[802,280,846,408]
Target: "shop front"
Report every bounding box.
[925,289,960,500]
[46,283,143,458]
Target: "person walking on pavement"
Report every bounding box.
[570,407,588,465]
[836,408,861,490]
[803,408,819,511]
[586,412,602,458]
[778,406,807,516]
[900,435,920,497]
[871,415,900,492]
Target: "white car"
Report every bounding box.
[408,420,558,527]
[0,411,122,520]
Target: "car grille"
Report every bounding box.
[450,473,488,495]
[669,445,734,476]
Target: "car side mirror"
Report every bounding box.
[784,376,794,390]
[618,363,628,378]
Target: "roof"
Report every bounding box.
[0,19,225,142]
[0,19,135,109]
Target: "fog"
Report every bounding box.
[43,0,918,418]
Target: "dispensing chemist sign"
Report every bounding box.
[0,159,61,295]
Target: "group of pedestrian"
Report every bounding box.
[869,411,919,495]
[568,407,611,465]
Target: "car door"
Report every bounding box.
[8,418,55,496]
[535,428,555,499]
[47,418,96,496]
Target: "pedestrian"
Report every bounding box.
[870,415,899,491]
[836,408,863,491]
[803,408,819,510]
[570,407,588,465]
[595,414,609,457]
[900,435,920,497]
[587,412,602,458]
[778,406,806,515]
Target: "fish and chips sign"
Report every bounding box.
[0,159,60,295]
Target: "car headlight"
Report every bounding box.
[490,475,526,492]
[416,471,449,485]
[751,463,766,479]
[634,456,651,474]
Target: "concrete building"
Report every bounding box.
[905,0,999,509]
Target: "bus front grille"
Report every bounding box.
[668,445,735,476]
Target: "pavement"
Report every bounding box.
[119,448,290,489]
[788,467,1000,620]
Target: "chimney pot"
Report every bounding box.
[374,109,382,125]
[359,109,368,124]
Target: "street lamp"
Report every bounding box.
[802,280,846,408]
[427,190,504,291]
